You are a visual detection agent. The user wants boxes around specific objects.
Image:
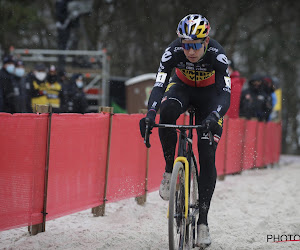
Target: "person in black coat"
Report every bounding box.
[239,74,270,121]
[62,73,88,113]
[0,55,18,113]
[13,60,32,113]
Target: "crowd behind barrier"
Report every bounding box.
[0,112,281,233]
[0,55,88,114]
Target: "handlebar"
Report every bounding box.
[144,120,213,148]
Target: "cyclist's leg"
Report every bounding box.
[159,78,189,173]
[190,85,223,226]
[195,114,223,226]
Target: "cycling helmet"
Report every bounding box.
[176,14,211,40]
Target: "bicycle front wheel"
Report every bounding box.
[169,161,186,250]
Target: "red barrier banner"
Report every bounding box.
[264,122,276,166]
[0,113,48,231]
[215,118,228,176]
[47,113,109,220]
[148,115,165,192]
[274,123,282,163]
[106,114,147,202]
[225,119,245,174]
[255,122,266,168]
[242,120,257,170]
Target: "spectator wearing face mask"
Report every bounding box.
[62,73,88,113]
[13,60,32,113]
[27,63,48,111]
[45,65,64,112]
[0,55,19,113]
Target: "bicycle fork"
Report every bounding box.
[167,157,189,219]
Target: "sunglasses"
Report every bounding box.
[182,40,205,50]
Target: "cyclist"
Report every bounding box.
[140,14,230,247]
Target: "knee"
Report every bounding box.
[160,100,182,123]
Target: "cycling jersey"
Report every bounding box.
[147,38,231,118]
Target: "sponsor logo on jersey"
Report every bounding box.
[208,47,219,53]
[216,54,228,64]
[165,82,176,92]
[158,62,165,72]
[174,47,183,52]
[180,69,215,81]
[154,82,164,87]
[151,101,157,109]
[201,132,210,140]
[161,47,172,62]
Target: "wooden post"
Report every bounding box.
[135,109,149,205]
[28,104,52,235]
[92,106,114,216]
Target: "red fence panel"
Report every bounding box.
[106,114,147,203]
[242,120,257,170]
[147,115,165,192]
[47,113,109,220]
[215,118,228,176]
[264,122,276,166]
[0,113,48,231]
[255,122,266,168]
[274,123,282,163]
[225,119,245,174]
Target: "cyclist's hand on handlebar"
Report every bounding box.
[202,111,220,131]
[139,110,156,138]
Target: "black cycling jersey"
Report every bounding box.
[147,37,231,118]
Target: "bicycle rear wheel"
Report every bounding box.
[169,161,186,250]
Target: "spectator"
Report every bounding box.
[0,55,18,113]
[262,76,275,121]
[27,63,48,111]
[226,59,246,118]
[13,60,32,112]
[45,65,63,112]
[239,73,269,121]
[62,73,88,113]
[269,76,282,121]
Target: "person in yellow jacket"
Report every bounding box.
[27,63,48,111]
[45,65,63,112]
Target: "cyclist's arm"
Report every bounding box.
[147,46,176,114]
[213,53,231,117]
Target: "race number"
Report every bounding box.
[156,72,167,83]
[224,76,231,89]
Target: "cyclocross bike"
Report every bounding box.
[144,107,213,250]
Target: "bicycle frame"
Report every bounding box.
[143,109,213,249]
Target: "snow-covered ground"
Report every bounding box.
[1,155,300,250]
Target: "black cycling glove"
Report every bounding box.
[202,111,220,131]
[139,110,156,138]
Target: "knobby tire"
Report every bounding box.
[169,162,186,250]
